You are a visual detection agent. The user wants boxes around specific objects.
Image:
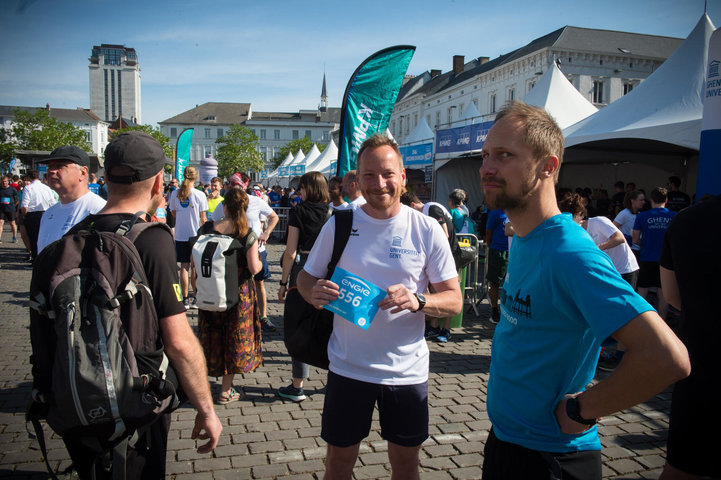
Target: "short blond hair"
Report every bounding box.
[357,133,402,169]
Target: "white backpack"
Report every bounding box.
[192,234,243,311]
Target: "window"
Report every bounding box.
[260,129,266,139]
[623,82,634,95]
[204,145,212,157]
[391,120,396,135]
[592,80,605,103]
[274,129,280,140]
[435,111,441,127]
[322,131,329,141]
[170,127,177,138]
[413,113,418,129]
[508,88,515,101]
[204,128,211,139]
[305,130,312,138]
[217,128,223,138]
[86,131,92,142]
[490,93,497,114]
[292,130,299,140]
[399,117,403,134]
[251,129,256,136]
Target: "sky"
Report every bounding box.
[0,0,718,127]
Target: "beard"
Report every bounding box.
[483,174,538,211]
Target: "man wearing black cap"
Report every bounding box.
[62,131,222,477]
[36,145,106,252]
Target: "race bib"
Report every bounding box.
[155,207,166,219]
[0,197,10,205]
[324,268,385,330]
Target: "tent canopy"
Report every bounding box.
[404,117,434,144]
[564,14,715,159]
[523,63,597,129]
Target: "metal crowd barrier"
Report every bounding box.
[272,206,291,241]
[456,234,487,316]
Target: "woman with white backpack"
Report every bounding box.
[191,188,263,404]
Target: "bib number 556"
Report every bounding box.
[337,288,362,307]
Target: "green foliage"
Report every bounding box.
[0,108,90,169]
[115,124,174,172]
[215,124,264,178]
[272,137,327,168]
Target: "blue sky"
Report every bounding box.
[0,0,718,127]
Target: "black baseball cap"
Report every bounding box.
[104,131,168,184]
[41,145,90,168]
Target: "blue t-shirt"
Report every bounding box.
[633,208,676,262]
[268,191,280,207]
[486,209,509,251]
[88,183,100,195]
[487,214,652,453]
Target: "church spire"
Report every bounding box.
[320,72,328,112]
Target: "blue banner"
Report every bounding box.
[175,128,193,183]
[337,46,416,177]
[290,164,305,176]
[279,166,289,176]
[400,142,433,167]
[697,27,721,198]
[435,121,494,155]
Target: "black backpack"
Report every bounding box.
[27,212,180,479]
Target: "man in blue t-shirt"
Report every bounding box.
[478,101,689,478]
[632,187,676,320]
[485,209,509,324]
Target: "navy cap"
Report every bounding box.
[104,131,168,184]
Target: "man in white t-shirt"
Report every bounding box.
[212,174,279,331]
[298,134,462,479]
[19,169,57,261]
[36,146,106,253]
[337,170,366,210]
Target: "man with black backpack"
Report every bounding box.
[29,131,221,479]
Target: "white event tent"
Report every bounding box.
[562,14,715,193]
[306,139,338,177]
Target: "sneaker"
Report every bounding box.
[183,297,190,311]
[437,328,451,343]
[12,237,17,243]
[425,326,441,339]
[278,384,306,402]
[490,308,500,324]
[188,297,198,309]
[260,317,276,332]
[598,347,620,372]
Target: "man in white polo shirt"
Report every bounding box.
[19,169,56,261]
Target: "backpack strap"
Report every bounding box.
[325,210,353,279]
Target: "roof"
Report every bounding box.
[159,102,252,125]
[247,107,341,124]
[398,26,683,102]
[0,105,108,124]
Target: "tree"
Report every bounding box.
[0,108,90,169]
[115,124,173,173]
[272,137,327,169]
[215,124,264,178]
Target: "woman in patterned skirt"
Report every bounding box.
[192,188,263,404]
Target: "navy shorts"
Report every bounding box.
[175,240,192,263]
[253,250,271,281]
[321,370,428,448]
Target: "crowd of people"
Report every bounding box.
[2,102,716,479]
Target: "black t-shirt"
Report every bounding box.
[0,186,18,213]
[666,190,691,212]
[288,202,332,252]
[660,195,721,373]
[612,191,626,214]
[82,213,186,319]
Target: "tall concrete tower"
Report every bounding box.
[89,44,141,123]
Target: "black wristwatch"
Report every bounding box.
[279,280,288,287]
[413,292,426,312]
[565,396,596,426]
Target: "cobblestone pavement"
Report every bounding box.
[0,231,672,479]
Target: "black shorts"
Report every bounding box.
[321,370,428,448]
[0,210,15,222]
[482,428,601,480]
[175,240,192,263]
[486,248,509,284]
[637,261,660,288]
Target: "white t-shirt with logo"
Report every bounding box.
[586,216,639,275]
[211,194,274,252]
[303,205,458,385]
[37,191,106,252]
[170,188,208,241]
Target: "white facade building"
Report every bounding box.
[158,103,340,180]
[0,105,110,161]
[390,26,683,145]
[89,44,141,124]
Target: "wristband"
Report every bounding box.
[280,281,288,287]
[565,396,596,426]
